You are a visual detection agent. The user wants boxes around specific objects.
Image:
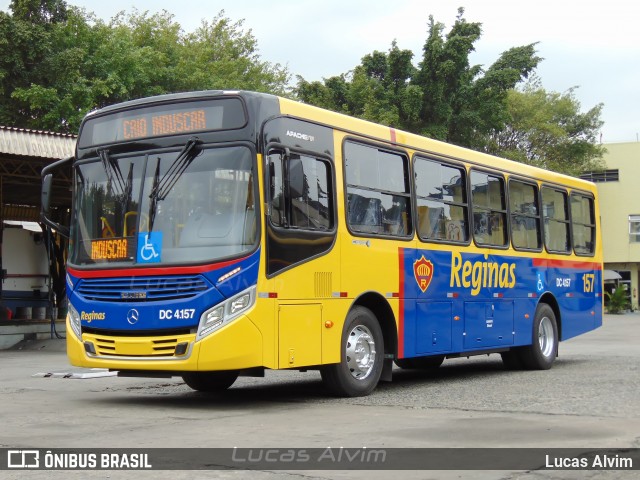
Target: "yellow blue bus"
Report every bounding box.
[41,91,602,397]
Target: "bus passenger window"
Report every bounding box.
[415,157,468,243]
[542,187,571,253]
[347,192,382,232]
[383,197,409,235]
[509,180,542,250]
[344,141,411,237]
[471,171,507,247]
[571,193,595,255]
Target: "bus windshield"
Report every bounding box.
[70,145,257,267]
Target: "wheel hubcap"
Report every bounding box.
[538,316,555,358]
[346,325,376,380]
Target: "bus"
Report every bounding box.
[41,90,602,397]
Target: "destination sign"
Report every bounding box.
[123,110,207,140]
[79,97,246,148]
[90,238,130,261]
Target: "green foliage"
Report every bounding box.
[484,79,605,175]
[295,8,603,175]
[296,8,540,150]
[10,0,68,24]
[0,3,606,175]
[0,4,289,132]
[605,285,630,314]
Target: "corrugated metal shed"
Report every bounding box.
[0,125,76,158]
[0,125,75,218]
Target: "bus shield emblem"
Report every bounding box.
[413,255,434,293]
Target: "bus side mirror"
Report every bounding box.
[41,173,53,217]
[41,156,73,238]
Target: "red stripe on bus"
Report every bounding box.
[390,128,397,144]
[68,256,246,279]
[532,258,602,270]
[398,248,405,358]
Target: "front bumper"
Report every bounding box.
[66,313,263,372]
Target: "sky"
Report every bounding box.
[1,0,639,143]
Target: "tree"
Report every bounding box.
[10,0,67,24]
[0,5,289,133]
[0,1,70,127]
[296,8,605,175]
[296,8,540,150]
[175,14,289,93]
[485,79,605,175]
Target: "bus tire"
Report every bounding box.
[182,371,238,392]
[520,303,558,370]
[395,355,444,370]
[320,306,384,397]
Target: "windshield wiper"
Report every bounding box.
[98,148,125,195]
[147,160,161,233]
[147,137,201,232]
[123,163,134,212]
[149,137,201,202]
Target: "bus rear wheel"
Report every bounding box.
[320,306,384,397]
[520,303,558,370]
[182,371,239,392]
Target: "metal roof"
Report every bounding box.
[0,125,76,159]
[0,126,75,220]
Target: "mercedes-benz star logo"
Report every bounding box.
[126,308,140,325]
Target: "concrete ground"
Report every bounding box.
[0,313,638,480]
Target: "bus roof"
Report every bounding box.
[277,95,596,193]
[81,90,595,193]
[83,90,277,119]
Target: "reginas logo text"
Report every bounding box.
[81,311,106,321]
[449,252,516,296]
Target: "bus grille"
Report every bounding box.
[84,332,194,358]
[76,275,209,302]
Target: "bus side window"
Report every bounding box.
[570,193,595,255]
[348,193,382,233]
[509,179,542,250]
[471,170,507,247]
[415,156,468,243]
[344,141,411,238]
[268,153,285,227]
[268,151,333,231]
[542,187,570,253]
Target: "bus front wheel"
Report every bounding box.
[520,303,558,370]
[321,306,384,397]
[182,371,239,392]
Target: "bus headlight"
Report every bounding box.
[196,286,256,341]
[230,292,251,314]
[68,302,82,340]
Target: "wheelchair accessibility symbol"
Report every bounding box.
[137,232,162,264]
